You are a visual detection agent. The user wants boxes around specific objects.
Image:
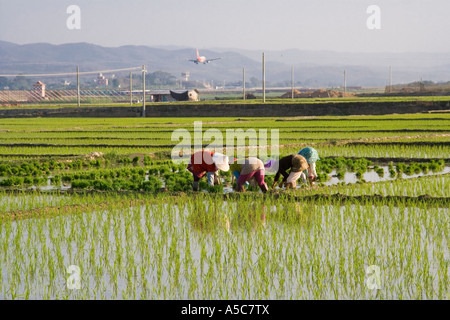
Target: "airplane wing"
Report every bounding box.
[205,57,222,63]
[187,59,199,64]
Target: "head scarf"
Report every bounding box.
[298,147,320,164]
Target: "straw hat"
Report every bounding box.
[212,152,230,171]
[291,154,309,172]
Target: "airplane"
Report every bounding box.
[188,49,221,64]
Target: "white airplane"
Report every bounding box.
[188,49,221,64]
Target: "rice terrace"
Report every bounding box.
[0,110,449,300]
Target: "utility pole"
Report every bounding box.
[291,66,294,99]
[389,66,392,93]
[262,52,266,103]
[243,68,246,101]
[142,65,147,117]
[77,66,80,107]
[343,70,347,96]
[130,72,133,106]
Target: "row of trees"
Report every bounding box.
[0,71,179,91]
[2,72,369,91]
[109,71,179,89]
[0,76,34,90]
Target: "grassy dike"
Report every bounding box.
[0,96,449,118]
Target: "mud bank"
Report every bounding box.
[1,100,450,118]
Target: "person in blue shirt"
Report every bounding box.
[298,147,320,186]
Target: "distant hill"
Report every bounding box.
[1,41,449,87]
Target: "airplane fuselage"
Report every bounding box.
[190,49,220,64]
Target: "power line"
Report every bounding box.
[0,66,142,78]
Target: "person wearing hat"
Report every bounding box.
[271,154,309,189]
[187,150,230,191]
[230,157,269,193]
[298,147,320,185]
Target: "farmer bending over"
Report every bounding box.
[187,150,230,191]
[272,154,309,190]
[230,157,269,193]
[298,147,320,186]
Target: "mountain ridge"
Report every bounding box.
[1,41,449,87]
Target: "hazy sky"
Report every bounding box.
[1,0,449,52]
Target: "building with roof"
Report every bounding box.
[33,81,46,98]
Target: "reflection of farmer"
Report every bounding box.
[187,151,230,191]
[230,157,269,193]
[298,147,320,185]
[272,154,309,189]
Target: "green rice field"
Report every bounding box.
[0,113,449,300]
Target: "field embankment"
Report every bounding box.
[1,99,450,118]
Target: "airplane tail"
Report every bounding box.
[196,49,200,59]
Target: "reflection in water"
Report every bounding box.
[188,200,268,234]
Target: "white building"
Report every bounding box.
[96,73,109,86]
[33,81,46,98]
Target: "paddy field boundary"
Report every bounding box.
[1,97,450,118]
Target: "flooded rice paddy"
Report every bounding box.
[1,199,449,299]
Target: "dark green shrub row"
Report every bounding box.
[316,157,373,175]
[61,167,146,182]
[395,160,445,176]
[71,176,162,192]
[163,170,193,192]
[0,158,105,177]
[0,176,47,186]
[147,164,187,176]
